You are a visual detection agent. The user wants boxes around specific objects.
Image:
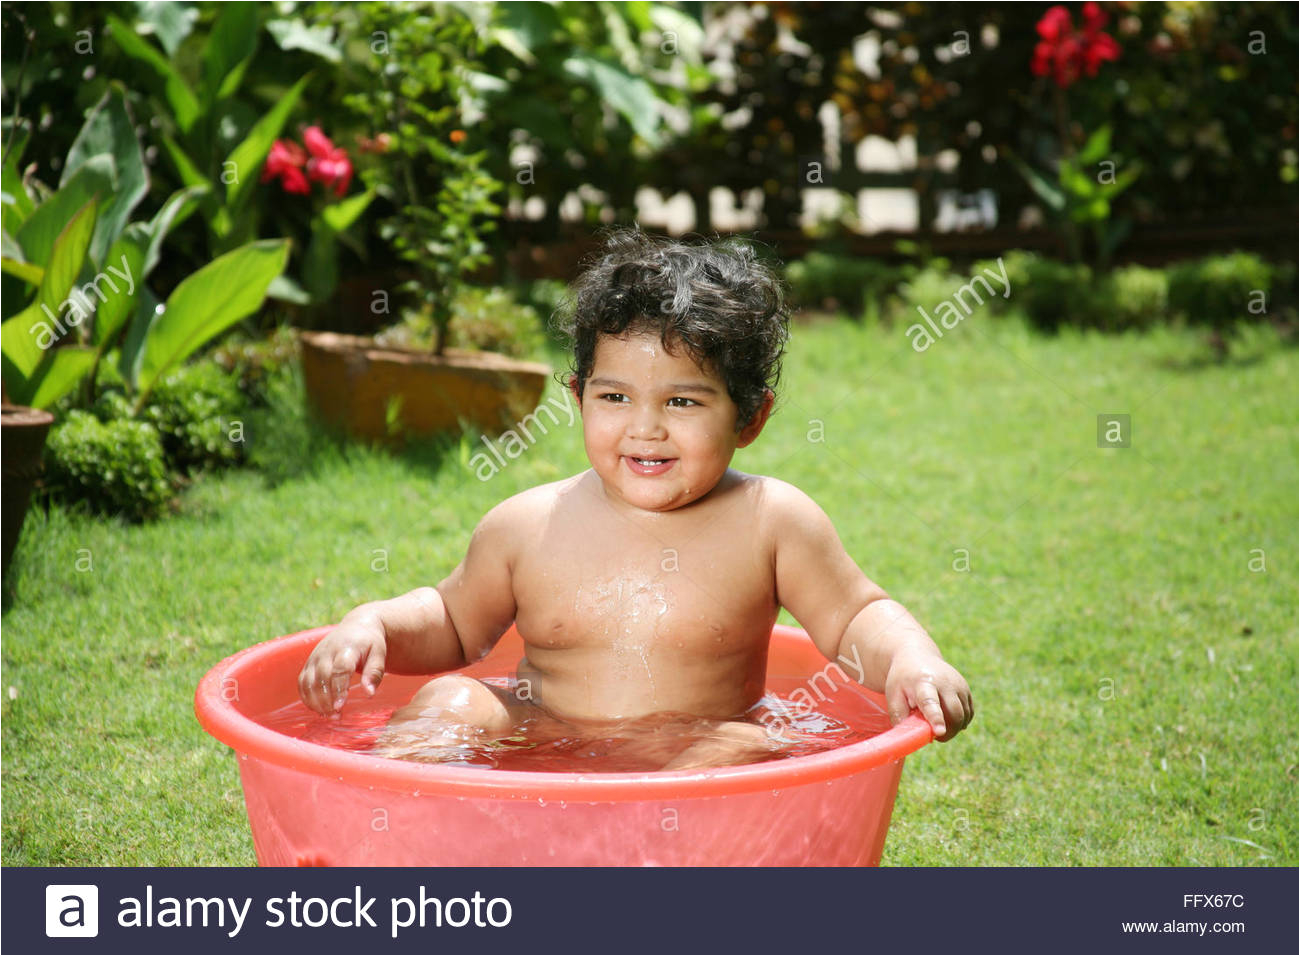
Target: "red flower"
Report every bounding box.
[261,139,310,195]
[1031,3,1121,88]
[450,129,467,144]
[302,125,354,198]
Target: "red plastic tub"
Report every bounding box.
[195,623,932,866]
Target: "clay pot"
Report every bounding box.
[298,331,551,445]
[1,404,54,577]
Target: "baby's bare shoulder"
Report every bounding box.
[749,474,828,524]
[478,473,585,534]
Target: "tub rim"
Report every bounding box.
[195,624,933,802]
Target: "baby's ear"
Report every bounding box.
[736,388,775,448]
[568,374,582,408]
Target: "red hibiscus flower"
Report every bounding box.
[302,125,354,198]
[261,139,310,195]
[1031,3,1121,88]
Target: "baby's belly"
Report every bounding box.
[515,639,769,722]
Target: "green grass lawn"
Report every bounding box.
[2,313,1296,866]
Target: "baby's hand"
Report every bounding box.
[298,617,387,717]
[884,647,973,742]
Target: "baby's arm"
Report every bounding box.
[767,480,973,741]
[298,500,520,715]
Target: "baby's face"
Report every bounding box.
[576,331,760,513]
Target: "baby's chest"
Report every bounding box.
[512,555,774,655]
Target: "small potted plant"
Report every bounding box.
[297,5,548,444]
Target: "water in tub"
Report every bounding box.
[259,671,891,773]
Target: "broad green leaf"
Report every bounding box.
[117,285,162,388]
[15,155,114,268]
[135,239,288,402]
[106,15,200,134]
[1,303,47,377]
[93,230,145,348]
[224,73,311,212]
[1,256,42,286]
[139,184,209,277]
[62,86,150,265]
[302,228,338,302]
[159,134,211,192]
[1008,154,1066,214]
[648,6,705,64]
[23,346,96,409]
[200,2,259,106]
[320,189,373,232]
[562,56,663,147]
[2,122,30,171]
[302,191,371,302]
[1,161,34,234]
[266,18,342,62]
[265,272,311,305]
[36,197,97,323]
[1077,125,1113,166]
[133,0,200,56]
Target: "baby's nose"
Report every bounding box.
[627,404,668,439]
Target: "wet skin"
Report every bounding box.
[301,331,974,768]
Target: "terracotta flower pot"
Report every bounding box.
[1,404,55,577]
[298,331,552,445]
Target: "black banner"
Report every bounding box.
[5,866,1297,955]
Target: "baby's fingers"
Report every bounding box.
[326,646,362,714]
[910,680,947,739]
[360,643,386,696]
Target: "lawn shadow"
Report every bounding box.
[1150,323,1296,374]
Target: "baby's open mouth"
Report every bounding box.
[624,456,677,475]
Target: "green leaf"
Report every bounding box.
[139,184,209,278]
[200,2,259,106]
[117,285,162,388]
[62,86,150,265]
[132,0,200,57]
[134,239,288,403]
[320,189,373,232]
[93,230,145,348]
[1,304,48,378]
[224,73,311,213]
[1,256,43,286]
[1008,154,1066,214]
[266,18,342,63]
[1,160,34,234]
[107,15,200,134]
[36,197,98,323]
[1077,125,1113,166]
[562,56,663,147]
[159,134,211,191]
[24,346,96,409]
[15,155,114,268]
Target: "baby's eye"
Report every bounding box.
[667,397,698,408]
[598,392,628,403]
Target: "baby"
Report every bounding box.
[298,229,973,770]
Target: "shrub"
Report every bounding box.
[786,252,906,314]
[45,412,173,522]
[1104,265,1169,332]
[1014,257,1096,332]
[210,327,300,406]
[374,287,546,359]
[893,263,969,318]
[447,287,546,359]
[973,250,1039,316]
[1168,252,1274,328]
[140,363,247,474]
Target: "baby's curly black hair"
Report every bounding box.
[554,227,791,431]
